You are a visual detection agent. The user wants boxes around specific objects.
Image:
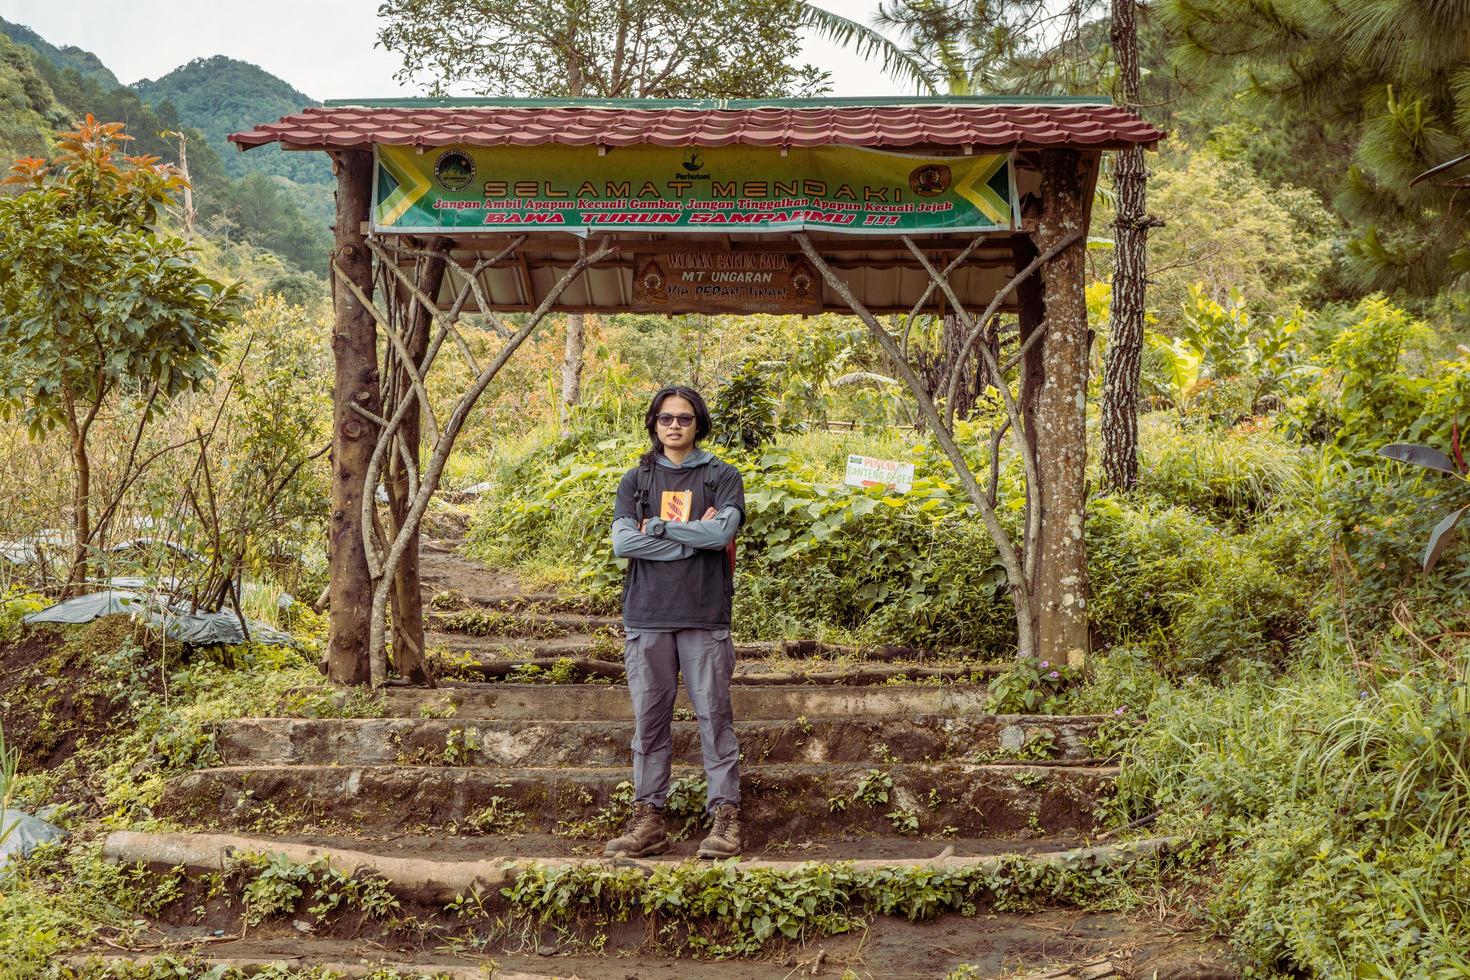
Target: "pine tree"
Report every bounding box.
[1162,0,1470,294]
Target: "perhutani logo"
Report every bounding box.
[677,149,710,182]
[434,149,475,191]
[908,163,951,197]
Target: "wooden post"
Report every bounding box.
[1033,150,1092,669]
[327,151,378,686]
[1012,235,1046,462]
[386,238,450,685]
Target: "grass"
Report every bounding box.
[0,720,17,851]
[1097,630,1470,975]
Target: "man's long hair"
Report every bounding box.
[640,386,712,466]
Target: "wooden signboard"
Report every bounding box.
[631,251,822,313]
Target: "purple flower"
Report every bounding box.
[1049,670,1060,679]
[1039,661,1049,669]
[1114,706,1126,715]
[1359,691,1370,700]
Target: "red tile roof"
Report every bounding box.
[230,103,1164,153]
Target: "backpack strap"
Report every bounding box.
[702,460,738,576]
[634,460,655,521]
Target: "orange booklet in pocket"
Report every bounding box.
[660,490,693,522]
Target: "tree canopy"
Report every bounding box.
[376,0,833,98]
[1162,0,1470,295]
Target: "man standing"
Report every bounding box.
[604,385,745,859]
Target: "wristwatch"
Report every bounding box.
[647,519,667,538]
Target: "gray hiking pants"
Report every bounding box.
[623,628,741,812]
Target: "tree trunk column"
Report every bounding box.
[327,150,379,686]
[1033,150,1092,668]
[560,313,586,434]
[387,238,450,685]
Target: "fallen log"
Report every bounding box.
[435,657,1004,686]
[778,640,992,663]
[101,831,1181,906]
[735,663,1005,685]
[62,954,550,980]
[467,656,624,680]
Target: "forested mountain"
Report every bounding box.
[0,32,66,162]
[133,55,330,188]
[0,15,118,89]
[0,23,332,274]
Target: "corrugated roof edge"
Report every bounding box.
[321,95,1115,110]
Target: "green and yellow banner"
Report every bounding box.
[373,143,1015,235]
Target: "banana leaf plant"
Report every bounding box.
[1379,424,1470,574]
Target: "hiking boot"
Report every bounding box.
[602,802,669,858]
[696,803,743,859]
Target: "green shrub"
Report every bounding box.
[987,658,1081,713]
[1109,638,1470,975]
[1171,543,1312,677]
[466,432,1018,649]
[1290,295,1470,457]
[711,361,779,451]
[1088,433,1321,679]
[1135,414,1310,526]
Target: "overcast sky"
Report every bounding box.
[0,1,914,101]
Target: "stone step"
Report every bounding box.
[211,715,1106,767]
[162,761,1116,839]
[425,630,794,662]
[382,681,996,720]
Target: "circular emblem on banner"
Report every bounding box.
[908,164,951,197]
[434,149,475,190]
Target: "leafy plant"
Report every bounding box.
[441,727,483,765]
[1378,434,1470,574]
[854,768,893,806]
[1144,284,1307,423]
[712,361,779,451]
[1007,731,1059,761]
[987,659,1078,714]
[468,796,527,835]
[885,807,920,834]
[0,116,238,586]
[500,852,1129,957]
[230,852,399,927]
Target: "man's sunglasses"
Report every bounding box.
[655,413,697,428]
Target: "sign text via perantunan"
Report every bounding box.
[374,143,1015,236]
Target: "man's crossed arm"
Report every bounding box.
[611,506,740,561]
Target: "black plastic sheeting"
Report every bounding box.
[23,591,297,648]
[0,808,65,865]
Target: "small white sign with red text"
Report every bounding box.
[844,455,915,493]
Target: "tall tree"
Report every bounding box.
[1162,0,1470,295]
[379,0,927,429]
[874,1,1157,488]
[0,117,237,587]
[1099,0,1155,491]
[874,0,1103,95]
